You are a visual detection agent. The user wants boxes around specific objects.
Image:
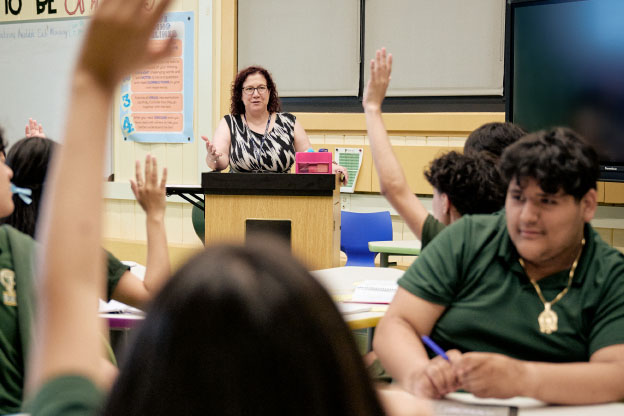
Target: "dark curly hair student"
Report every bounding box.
[425,151,506,217]
[464,122,527,158]
[499,127,599,200]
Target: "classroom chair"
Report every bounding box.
[192,202,205,245]
[340,210,392,267]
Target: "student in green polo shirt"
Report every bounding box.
[0,133,170,413]
[374,127,624,404]
[363,48,526,249]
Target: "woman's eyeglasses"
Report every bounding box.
[242,85,268,95]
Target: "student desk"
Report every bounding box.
[441,392,624,415]
[311,265,403,352]
[368,239,421,267]
[101,266,404,332]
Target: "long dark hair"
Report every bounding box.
[1,136,56,237]
[103,237,385,416]
[230,66,281,116]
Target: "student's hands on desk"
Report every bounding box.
[406,349,462,399]
[407,350,527,400]
[455,352,528,399]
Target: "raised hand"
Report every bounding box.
[25,118,46,138]
[363,47,393,112]
[130,154,167,220]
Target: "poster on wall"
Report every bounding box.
[120,11,194,143]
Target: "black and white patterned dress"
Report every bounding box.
[224,112,297,173]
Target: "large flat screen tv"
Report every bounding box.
[506,0,624,181]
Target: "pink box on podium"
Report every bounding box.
[295,152,332,174]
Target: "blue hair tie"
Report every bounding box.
[11,183,32,205]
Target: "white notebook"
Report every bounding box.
[350,280,398,304]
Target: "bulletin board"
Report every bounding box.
[0,17,113,175]
[119,11,195,143]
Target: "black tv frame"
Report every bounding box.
[504,0,624,182]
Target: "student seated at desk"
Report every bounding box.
[374,127,624,404]
[0,130,169,413]
[363,48,526,248]
[24,2,428,416]
[0,130,170,306]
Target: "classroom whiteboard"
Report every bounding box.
[0,18,113,174]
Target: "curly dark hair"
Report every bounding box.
[230,66,281,116]
[464,122,527,158]
[499,127,599,200]
[425,151,506,216]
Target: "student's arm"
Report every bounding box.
[111,154,170,309]
[202,118,231,171]
[124,155,170,299]
[27,0,174,392]
[363,48,430,239]
[456,345,624,404]
[376,385,432,416]
[373,288,461,399]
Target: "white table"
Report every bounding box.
[311,266,404,352]
[102,267,404,332]
[442,392,624,415]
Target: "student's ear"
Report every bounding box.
[581,188,598,223]
[441,193,451,215]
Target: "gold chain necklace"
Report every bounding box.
[518,238,585,335]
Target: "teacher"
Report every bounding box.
[202,66,347,180]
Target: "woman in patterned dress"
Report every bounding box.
[202,66,347,180]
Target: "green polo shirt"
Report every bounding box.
[0,229,127,414]
[420,214,446,249]
[399,211,624,363]
[0,229,23,414]
[29,375,102,416]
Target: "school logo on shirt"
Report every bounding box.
[0,269,16,307]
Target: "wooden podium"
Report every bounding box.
[201,172,341,270]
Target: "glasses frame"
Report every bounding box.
[242,85,269,95]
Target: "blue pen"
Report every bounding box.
[421,335,449,361]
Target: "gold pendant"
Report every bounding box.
[0,269,16,307]
[537,302,558,334]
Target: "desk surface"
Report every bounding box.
[101,267,404,331]
[311,266,404,330]
[368,239,422,255]
[443,392,624,415]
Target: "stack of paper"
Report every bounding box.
[351,280,398,304]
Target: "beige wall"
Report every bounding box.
[4,0,624,266]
